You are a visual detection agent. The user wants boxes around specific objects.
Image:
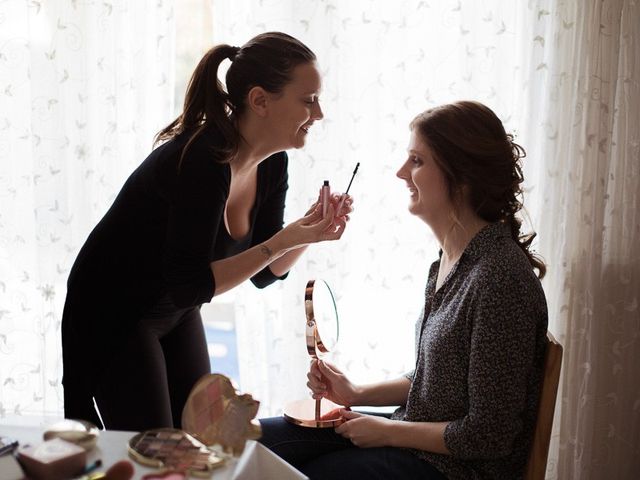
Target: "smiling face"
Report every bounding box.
[396,129,454,227]
[265,61,323,150]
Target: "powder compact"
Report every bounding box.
[43,419,100,451]
[127,428,224,478]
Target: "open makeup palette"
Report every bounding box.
[127,373,262,477]
[128,428,223,477]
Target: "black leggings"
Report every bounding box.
[94,295,210,431]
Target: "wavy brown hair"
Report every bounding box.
[411,100,546,278]
[155,32,316,165]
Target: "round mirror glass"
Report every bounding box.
[309,279,339,356]
[286,278,345,428]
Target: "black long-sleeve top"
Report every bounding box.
[392,222,548,480]
[62,130,289,412]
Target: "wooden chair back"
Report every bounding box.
[524,331,563,480]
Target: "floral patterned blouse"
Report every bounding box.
[392,222,548,480]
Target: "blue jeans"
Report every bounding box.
[259,416,447,479]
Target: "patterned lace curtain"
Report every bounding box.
[1,2,637,477]
[519,1,640,478]
[0,0,175,418]
[210,0,528,417]
[214,2,639,478]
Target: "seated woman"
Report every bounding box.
[258,100,548,480]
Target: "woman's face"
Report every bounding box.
[396,129,453,226]
[265,62,324,150]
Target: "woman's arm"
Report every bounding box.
[335,412,450,453]
[308,360,411,407]
[267,245,308,277]
[211,206,344,296]
[387,419,450,453]
[353,377,412,407]
[318,358,448,452]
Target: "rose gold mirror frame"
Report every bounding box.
[283,279,345,428]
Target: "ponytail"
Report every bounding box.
[155,44,241,165]
[154,32,316,168]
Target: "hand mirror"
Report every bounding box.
[283,279,346,428]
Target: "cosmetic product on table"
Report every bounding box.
[75,459,134,480]
[0,435,19,456]
[128,429,223,478]
[43,419,100,451]
[3,423,108,480]
[101,460,134,480]
[127,372,262,477]
[141,470,186,480]
[182,374,262,456]
[5,391,302,479]
[17,437,87,480]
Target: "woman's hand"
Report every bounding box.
[274,204,346,252]
[331,193,354,220]
[304,197,320,216]
[307,360,360,407]
[306,192,354,219]
[335,410,395,448]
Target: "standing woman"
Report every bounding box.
[259,101,547,479]
[62,32,351,431]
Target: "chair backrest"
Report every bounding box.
[524,331,563,480]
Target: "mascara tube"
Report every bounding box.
[321,180,331,218]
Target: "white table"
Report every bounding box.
[1,425,306,480]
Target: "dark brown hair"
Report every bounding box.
[411,100,546,278]
[155,32,316,164]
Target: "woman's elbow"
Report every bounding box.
[445,423,519,460]
[250,267,288,289]
[451,438,516,460]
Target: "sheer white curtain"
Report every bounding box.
[211,0,528,414]
[0,0,175,418]
[517,1,640,478]
[215,2,639,478]
[2,1,637,477]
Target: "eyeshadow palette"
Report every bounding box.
[182,373,261,455]
[127,428,224,478]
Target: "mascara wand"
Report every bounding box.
[344,162,360,195]
[336,162,360,214]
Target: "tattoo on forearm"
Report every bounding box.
[260,244,273,260]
